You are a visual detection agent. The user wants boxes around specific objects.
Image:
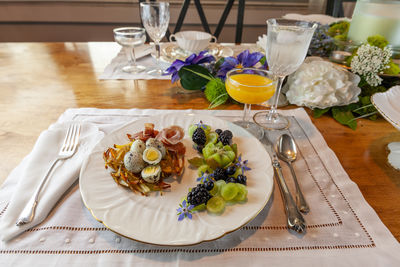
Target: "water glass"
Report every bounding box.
[254,19,317,130]
[140,1,170,76]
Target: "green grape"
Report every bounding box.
[197,164,211,176]
[221,183,239,201]
[209,182,219,196]
[225,151,236,162]
[206,196,225,213]
[233,184,248,202]
[206,132,218,145]
[188,124,197,138]
[232,167,242,178]
[221,154,232,167]
[192,203,206,211]
[209,153,223,167]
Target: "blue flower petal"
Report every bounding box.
[187,213,193,220]
[182,199,187,207]
[237,50,249,64]
[178,213,185,221]
[243,52,264,67]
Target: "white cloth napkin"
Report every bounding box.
[0,122,104,241]
[99,44,171,80]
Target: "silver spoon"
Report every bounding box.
[277,134,310,214]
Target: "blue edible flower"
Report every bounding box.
[235,154,251,174]
[177,199,194,221]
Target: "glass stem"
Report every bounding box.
[130,46,137,67]
[243,103,252,128]
[124,46,133,66]
[155,41,161,71]
[268,75,285,120]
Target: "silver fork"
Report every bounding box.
[16,124,81,226]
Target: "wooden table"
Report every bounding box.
[0,42,399,241]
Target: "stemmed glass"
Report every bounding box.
[254,19,317,130]
[140,1,170,76]
[225,68,277,139]
[113,27,147,73]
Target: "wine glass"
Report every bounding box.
[113,27,146,73]
[225,68,277,139]
[140,1,170,76]
[254,19,317,130]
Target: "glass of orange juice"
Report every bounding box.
[225,68,277,139]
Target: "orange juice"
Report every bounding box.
[225,73,276,104]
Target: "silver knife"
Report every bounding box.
[262,131,306,233]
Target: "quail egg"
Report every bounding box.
[124,151,147,173]
[141,165,162,183]
[130,139,146,154]
[146,138,166,158]
[142,147,162,165]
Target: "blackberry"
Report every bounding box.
[226,177,237,183]
[237,174,247,185]
[215,129,223,135]
[187,184,212,206]
[204,180,214,191]
[192,127,206,146]
[213,167,227,181]
[223,130,233,139]
[225,166,236,176]
[218,130,233,145]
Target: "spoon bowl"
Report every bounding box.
[277,134,309,214]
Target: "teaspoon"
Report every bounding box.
[277,134,310,214]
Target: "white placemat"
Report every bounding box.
[99,44,171,80]
[0,108,399,266]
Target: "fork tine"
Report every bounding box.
[70,124,81,152]
[67,124,78,152]
[61,124,74,152]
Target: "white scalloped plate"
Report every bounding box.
[371,86,400,131]
[79,113,273,246]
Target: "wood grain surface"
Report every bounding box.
[0,42,399,241]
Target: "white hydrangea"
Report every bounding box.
[350,44,392,86]
[285,57,361,109]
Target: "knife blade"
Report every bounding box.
[262,131,306,233]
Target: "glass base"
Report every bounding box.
[122,64,146,73]
[147,68,164,77]
[253,111,290,131]
[233,120,264,140]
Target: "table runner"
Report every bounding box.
[0,108,399,266]
[99,44,258,80]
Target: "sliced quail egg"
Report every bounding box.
[146,138,166,158]
[124,151,147,173]
[142,147,162,165]
[130,139,146,154]
[141,165,161,183]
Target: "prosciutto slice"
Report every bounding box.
[156,125,184,145]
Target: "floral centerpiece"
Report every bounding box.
[295,21,400,129]
[164,50,266,108]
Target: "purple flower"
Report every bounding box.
[177,199,194,221]
[197,172,211,183]
[235,154,251,174]
[164,51,215,83]
[217,50,264,79]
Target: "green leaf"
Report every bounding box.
[332,106,357,130]
[178,65,213,90]
[188,157,206,167]
[313,107,331,118]
[214,58,225,70]
[260,56,266,65]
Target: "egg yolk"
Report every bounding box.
[143,166,157,174]
[146,149,159,161]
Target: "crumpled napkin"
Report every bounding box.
[0,122,104,242]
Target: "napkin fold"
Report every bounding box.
[0,122,104,242]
